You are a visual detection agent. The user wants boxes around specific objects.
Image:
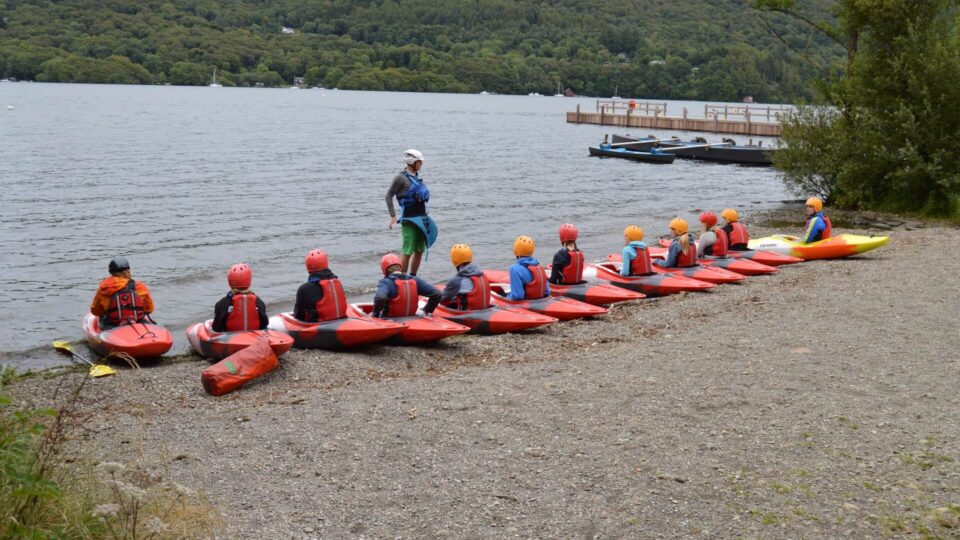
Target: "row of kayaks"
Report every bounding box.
[81,232,889,362]
[590,134,777,165]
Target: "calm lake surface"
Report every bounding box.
[0,83,791,369]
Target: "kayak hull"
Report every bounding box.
[483,269,644,305]
[431,304,557,335]
[267,312,405,349]
[186,320,294,360]
[348,304,470,345]
[656,238,802,266]
[588,145,676,163]
[645,248,777,275]
[489,285,608,321]
[82,313,173,359]
[587,263,715,296]
[748,234,890,260]
[607,254,746,284]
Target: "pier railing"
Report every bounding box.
[568,100,791,136]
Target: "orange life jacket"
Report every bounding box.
[822,216,832,239]
[728,222,750,248]
[560,250,585,284]
[463,275,491,310]
[629,248,654,275]
[676,237,698,267]
[387,276,419,317]
[707,229,729,257]
[224,292,260,332]
[522,263,548,300]
[313,278,347,321]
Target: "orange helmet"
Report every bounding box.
[624,225,644,242]
[227,263,252,289]
[305,249,329,273]
[558,223,578,243]
[380,253,402,275]
[721,208,739,223]
[805,197,823,212]
[699,212,718,228]
[669,218,689,235]
[513,235,535,257]
[450,244,473,267]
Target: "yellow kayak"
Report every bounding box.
[747,233,889,260]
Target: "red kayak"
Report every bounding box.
[82,313,173,359]
[186,320,294,360]
[267,312,405,349]
[432,303,557,334]
[483,270,644,306]
[348,304,470,345]
[627,249,777,276]
[586,263,715,296]
[489,284,608,321]
[606,254,746,284]
[657,239,802,266]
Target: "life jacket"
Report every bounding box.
[521,262,548,300]
[675,237,698,267]
[224,292,260,332]
[313,278,347,322]
[461,275,491,310]
[822,216,832,239]
[397,172,429,217]
[387,276,419,317]
[560,250,584,284]
[706,229,729,257]
[105,279,146,325]
[629,247,654,275]
[728,222,750,249]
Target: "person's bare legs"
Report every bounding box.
[408,251,423,275]
[400,254,411,274]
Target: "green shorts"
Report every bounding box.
[401,221,426,255]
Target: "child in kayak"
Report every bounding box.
[720,208,750,250]
[373,253,441,317]
[212,263,269,332]
[801,197,831,243]
[549,223,585,285]
[90,257,155,327]
[697,212,729,257]
[440,244,491,310]
[654,218,698,268]
[294,249,348,322]
[506,235,550,301]
[620,225,654,276]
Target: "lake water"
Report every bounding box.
[0,83,791,370]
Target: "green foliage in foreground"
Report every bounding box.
[0,0,844,101]
[759,0,960,221]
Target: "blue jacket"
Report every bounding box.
[620,241,648,276]
[372,272,441,317]
[507,257,550,301]
[802,212,827,244]
[653,234,694,267]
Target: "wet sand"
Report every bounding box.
[7,214,960,538]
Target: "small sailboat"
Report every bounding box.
[554,81,564,97]
[611,83,620,99]
[209,67,222,88]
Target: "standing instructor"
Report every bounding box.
[386,149,438,275]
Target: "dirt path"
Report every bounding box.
[9,220,960,538]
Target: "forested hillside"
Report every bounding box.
[0,0,843,101]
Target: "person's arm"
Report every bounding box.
[135,282,155,314]
[620,246,634,276]
[801,216,825,244]
[211,295,230,332]
[506,264,527,301]
[549,250,570,284]
[90,289,106,316]
[255,297,269,329]
[293,283,307,321]
[372,279,392,318]
[654,242,680,267]
[385,175,405,227]
[440,275,462,303]
[414,277,441,314]
[697,232,715,258]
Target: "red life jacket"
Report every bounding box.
[313,278,347,322]
[463,275,491,310]
[706,229,729,257]
[387,276,419,317]
[106,279,146,325]
[224,292,260,332]
[676,237,698,267]
[822,216,832,239]
[522,263,548,300]
[629,247,654,275]
[728,222,750,248]
[561,250,585,284]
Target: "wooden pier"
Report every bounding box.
[567,100,788,136]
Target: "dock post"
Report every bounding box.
[576,104,581,123]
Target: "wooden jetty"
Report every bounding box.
[567,100,789,136]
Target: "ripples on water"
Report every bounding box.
[0,84,790,369]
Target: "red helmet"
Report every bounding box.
[380,253,402,275]
[305,249,329,273]
[558,223,578,243]
[227,263,252,289]
[699,212,718,228]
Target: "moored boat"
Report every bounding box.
[611,134,775,165]
[586,263,715,296]
[483,270,645,306]
[82,313,173,359]
[588,145,677,164]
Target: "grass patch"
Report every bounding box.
[897,451,954,470]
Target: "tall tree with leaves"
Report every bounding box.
[755,0,960,219]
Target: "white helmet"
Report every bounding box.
[403,149,424,165]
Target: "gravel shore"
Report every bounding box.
[8,214,960,538]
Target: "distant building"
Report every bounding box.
[648,59,665,66]
[281,26,295,34]
[742,96,754,103]
[293,76,305,87]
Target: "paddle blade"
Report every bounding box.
[89,364,116,378]
[53,340,74,354]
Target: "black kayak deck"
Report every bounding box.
[611,134,774,165]
[588,145,677,164]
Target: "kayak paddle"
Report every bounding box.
[52,340,116,378]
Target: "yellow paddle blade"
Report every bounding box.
[89,364,117,378]
[52,340,74,353]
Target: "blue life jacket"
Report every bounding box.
[398,171,430,215]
